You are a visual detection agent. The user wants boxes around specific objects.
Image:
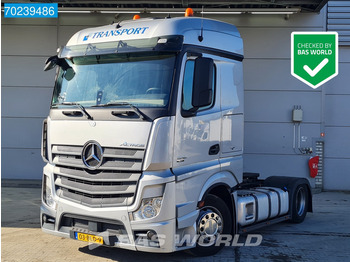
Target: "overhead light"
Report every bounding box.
[150,11,186,14]
[101,11,141,14]
[200,12,242,15]
[250,11,297,15]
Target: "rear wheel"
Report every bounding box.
[188,194,232,256]
[291,184,309,223]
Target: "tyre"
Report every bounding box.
[188,194,232,256]
[291,184,309,223]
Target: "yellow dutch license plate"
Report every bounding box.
[74,232,104,244]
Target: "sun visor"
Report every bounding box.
[59,35,183,58]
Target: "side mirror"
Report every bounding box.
[44,55,75,81]
[44,55,59,71]
[192,57,214,108]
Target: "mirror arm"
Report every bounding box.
[44,55,72,71]
[57,59,71,71]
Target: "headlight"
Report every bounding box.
[133,197,163,221]
[43,175,56,209]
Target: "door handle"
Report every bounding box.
[209,144,220,155]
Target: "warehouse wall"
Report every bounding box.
[322,1,350,190]
[1,6,349,190]
[324,56,350,190]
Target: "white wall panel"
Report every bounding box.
[324,127,350,158]
[243,59,314,91]
[239,28,321,59]
[1,149,44,180]
[339,48,350,62]
[245,91,322,123]
[1,56,55,87]
[58,13,118,26]
[324,159,350,190]
[1,87,52,118]
[324,63,350,94]
[2,118,44,149]
[325,95,350,126]
[244,123,320,155]
[2,25,57,56]
[58,26,92,47]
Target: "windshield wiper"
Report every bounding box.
[54,102,93,120]
[92,102,146,120]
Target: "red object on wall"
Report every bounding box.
[309,156,319,178]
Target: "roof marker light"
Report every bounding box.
[133,14,141,20]
[185,8,194,17]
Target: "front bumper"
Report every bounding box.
[41,164,177,253]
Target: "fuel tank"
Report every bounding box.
[236,187,289,227]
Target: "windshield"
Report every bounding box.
[52,52,176,108]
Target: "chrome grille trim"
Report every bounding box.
[55,176,137,195]
[51,144,144,207]
[54,166,141,182]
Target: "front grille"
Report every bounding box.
[52,144,144,207]
[52,145,143,171]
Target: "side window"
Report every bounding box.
[182,59,215,112]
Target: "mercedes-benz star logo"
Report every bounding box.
[82,141,103,170]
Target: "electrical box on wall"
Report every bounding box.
[292,106,303,122]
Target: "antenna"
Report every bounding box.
[198,6,204,42]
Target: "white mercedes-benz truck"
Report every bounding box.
[41,14,312,256]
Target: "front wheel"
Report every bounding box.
[188,194,232,256]
[291,184,309,223]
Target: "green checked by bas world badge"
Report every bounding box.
[291,32,338,89]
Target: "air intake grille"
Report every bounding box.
[51,144,144,207]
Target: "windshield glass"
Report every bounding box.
[52,52,176,108]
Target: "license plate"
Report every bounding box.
[74,232,104,245]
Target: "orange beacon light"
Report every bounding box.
[185,8,194,17]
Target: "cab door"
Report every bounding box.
[172,53,221,172]
[218,61,244,157]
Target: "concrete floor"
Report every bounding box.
[2,186,350,262]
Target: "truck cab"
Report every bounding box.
[41,15,311,256]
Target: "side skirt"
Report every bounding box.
[238,214,291,234]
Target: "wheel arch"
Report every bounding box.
[198,172,238,234]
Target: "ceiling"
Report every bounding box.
[2,1,329,13]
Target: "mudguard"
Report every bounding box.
[264,176,313,213]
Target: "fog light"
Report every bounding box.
[147,230,156,240]
[42,214,55,224]
[133,197,163,221]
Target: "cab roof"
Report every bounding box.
[66,17,243,56]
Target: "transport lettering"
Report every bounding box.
[83,26,149,41]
